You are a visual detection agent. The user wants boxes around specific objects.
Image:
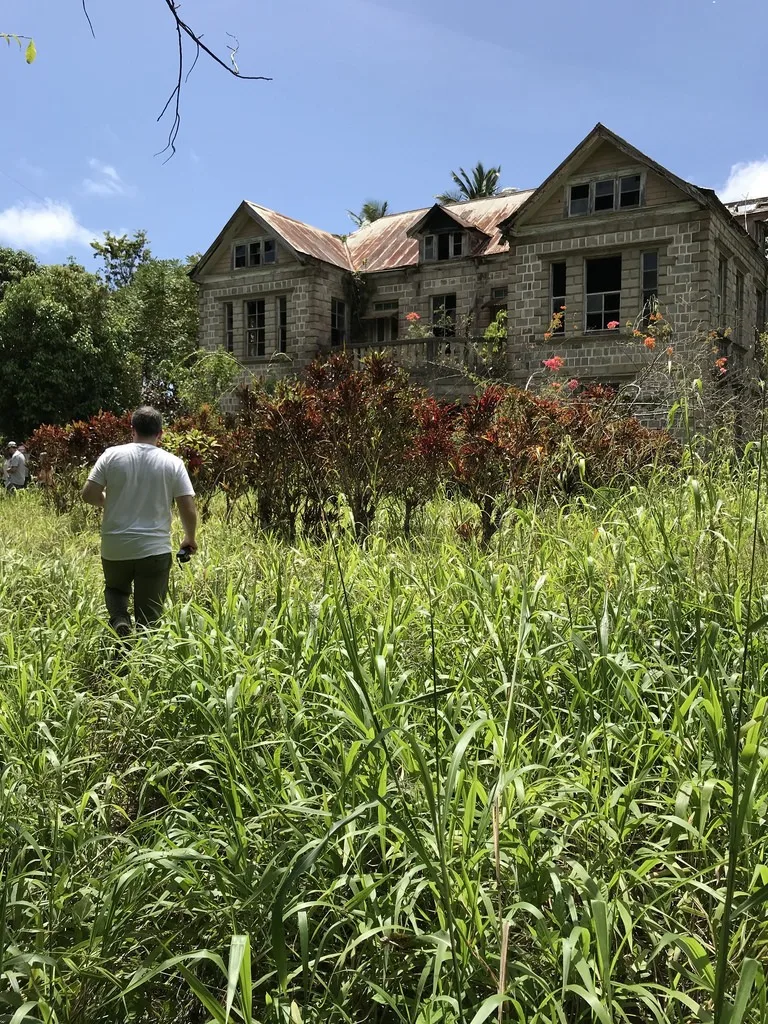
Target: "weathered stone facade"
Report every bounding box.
[191,126,768,402]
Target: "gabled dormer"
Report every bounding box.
[407,204,489,264]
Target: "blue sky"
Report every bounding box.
[1,0,767,263]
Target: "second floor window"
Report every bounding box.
[245,299,266,356]
[234,238,277,268]
[432,293,457,337]
[736,270,745,344]
[223,301,234,353]
[585,256,621,331]
[550,262,566,334]
[424,232,464,261]
[277,296,288,353]
[717,255,728,326]
[641,251,658,323]
[331,298,347,347]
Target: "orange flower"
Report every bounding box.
[543,332,552,341]
[405,311,421,322]
[643,336,656,350]
[633,330,643,338]
[666,346,673,356]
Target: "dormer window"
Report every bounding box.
[568,174,643,217]
[424,231,464,262]
[233,238,277,268]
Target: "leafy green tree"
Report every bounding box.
[91,230,151,289]
[0,263,138,437]
[0,247,38,301]
[348,200,389,227]
[113,255,199,386]
[436,162,502,203]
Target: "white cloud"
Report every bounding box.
[82,158,134,197]
[0,200,95,251]
[719,158,768,204]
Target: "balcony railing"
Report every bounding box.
[328,335,492,377]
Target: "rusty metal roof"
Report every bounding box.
[346,191,535,273]
[245,192,535,274]
[246,202,353,270]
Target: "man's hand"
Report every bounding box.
[81,479,105,508]
[176,495,198,551]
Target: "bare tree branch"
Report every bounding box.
[81,0,95,39]
[156,0,271,161]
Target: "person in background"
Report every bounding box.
[17,444,30,487]
[37,451,54,488]
[3,441,27,493]
[80,405,198,636]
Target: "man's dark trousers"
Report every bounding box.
[101,553,173,628]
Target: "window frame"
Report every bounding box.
[641,251,659,324]
[584,255,622,333]
[431,293,457,338]
[331,297,347,347]
[245,298,266,357]
[567,173,645,218]
[716,255,728,326]
[277,295,288,354]
[223,301,234,353]
[735,270,745,345]
[365,315,399,344]
[233,236,278,269]
[423,231,465,262]
[550,262,566,335]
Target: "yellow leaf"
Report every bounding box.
[25,38,36,63]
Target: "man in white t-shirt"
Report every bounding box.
[81,406,198,634]
[3,441,27,492]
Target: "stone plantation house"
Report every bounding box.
[191,125,768,393]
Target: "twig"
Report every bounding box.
[81,0,96,39]
[156,0,271,161]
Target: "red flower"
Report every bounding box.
[406,311,421,322]
[567,378,579,391]
[643,336,656,350]
[607,320,620,330]
[543,355,565,371]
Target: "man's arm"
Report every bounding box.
[81,479,105,508]
[175,494,198,551]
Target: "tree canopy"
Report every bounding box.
[348,201,390,228]
[0,234,206,438]
[436,163,502,203]
[0,263,138,437]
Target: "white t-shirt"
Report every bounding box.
[4,451,26,486]
[88,443,195,560]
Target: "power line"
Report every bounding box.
[0,166,47,203]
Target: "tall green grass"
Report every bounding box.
[0,459,767,1023]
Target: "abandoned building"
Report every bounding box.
[191,124,768,397]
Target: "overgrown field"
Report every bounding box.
[1,462,768,1023]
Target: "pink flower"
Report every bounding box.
[567,378,579,391]
[406,311,421,322]
[542,356,565,372]
[607,321,620,330]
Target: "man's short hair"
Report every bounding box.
[131,406,163,438]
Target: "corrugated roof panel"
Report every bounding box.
[346,191,535,272]
[246,202,353,270]
[244,191,536,274]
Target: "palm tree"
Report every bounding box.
[348,200,389,228]
[436,163,502,203]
